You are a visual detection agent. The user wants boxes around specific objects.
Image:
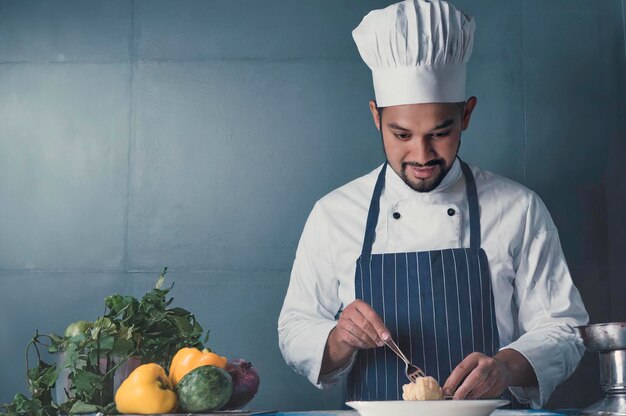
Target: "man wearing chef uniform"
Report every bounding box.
[278,0,588,408]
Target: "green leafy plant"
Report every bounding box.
[0,268,209,415]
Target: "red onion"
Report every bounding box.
[222,359,260,409]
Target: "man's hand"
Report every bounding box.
[320,300,389,375]
[334,299,390,349]
[442,349,537,399]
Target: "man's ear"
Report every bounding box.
[369,100,381,131]
[461,96,477,131]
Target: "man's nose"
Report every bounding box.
[407,136,435,165]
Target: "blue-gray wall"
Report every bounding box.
[1,0,625,411]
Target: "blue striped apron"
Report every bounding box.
[346,160,500,401]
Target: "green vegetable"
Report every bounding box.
[175,365,233,413]
[0,268,210,415]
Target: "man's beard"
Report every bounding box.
[400,159,450,192]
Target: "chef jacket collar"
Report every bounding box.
[385,157,462,198]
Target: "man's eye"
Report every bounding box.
[432,130,451,138]
[394,133,411,140]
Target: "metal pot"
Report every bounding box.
[54,352,142,405]
[577,322,626,416]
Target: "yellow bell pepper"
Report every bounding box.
[169,347,228,386]
[114,363,178,414]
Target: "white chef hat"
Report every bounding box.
[353,0,475,107]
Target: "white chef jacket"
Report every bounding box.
[278,158,589,408]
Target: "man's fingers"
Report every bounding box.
[354,300,390,341]
[337,300,388,348]
[352,310,386,347]
[464,370,497,399]
[453,365,490,399]
[443,353,479,396]
[471,364,509,399]
[345,300,388,345]
[444,352,511,399]
[338,314,379,348]
[338,329,372,349]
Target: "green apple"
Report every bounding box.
[64,320,93,338]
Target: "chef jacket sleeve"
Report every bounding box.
[278,202,355,388]
[503,193,589,408]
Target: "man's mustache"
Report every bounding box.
[402,159,444,168]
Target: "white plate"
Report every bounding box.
[346,399,509,416]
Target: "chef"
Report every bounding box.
[278,0,588,408]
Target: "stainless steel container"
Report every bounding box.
[55,353,141,405]
[577,322,626,416]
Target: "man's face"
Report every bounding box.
[369,98,477,192]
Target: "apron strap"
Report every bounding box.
[459,160,481,249]
[360,158,481,258]
[361,163,387,259]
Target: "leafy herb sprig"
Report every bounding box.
[0,268,209,415]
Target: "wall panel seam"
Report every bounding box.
[123,0,136,273]
[622,0,626,59]
[520,0,527,186]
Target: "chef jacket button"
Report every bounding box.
[392,212,401,220]
[447,208,456,216]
